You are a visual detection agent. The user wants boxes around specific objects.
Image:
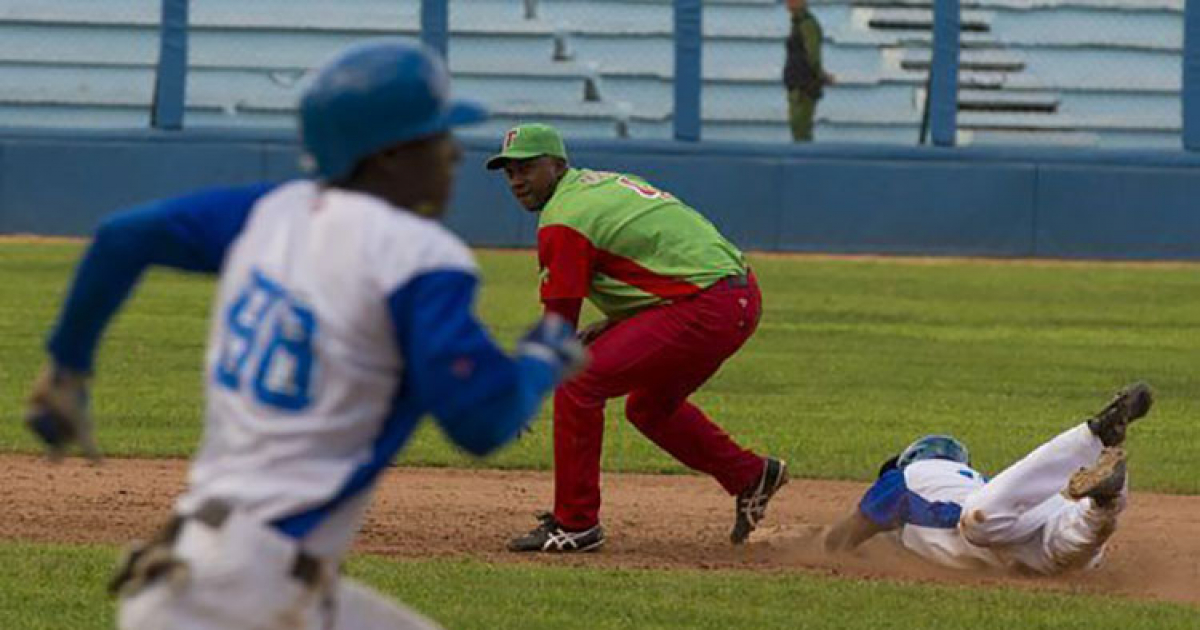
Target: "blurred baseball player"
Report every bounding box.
[486,124,787,552]
[23,41,584,629]
[824,383,1153,575]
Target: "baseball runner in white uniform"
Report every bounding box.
[24,41,586,629]
[824,383,1153,575]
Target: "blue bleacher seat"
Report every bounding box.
[0,0,1184,147]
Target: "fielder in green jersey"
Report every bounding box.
[539,166,746,319]
[487,124,788,554]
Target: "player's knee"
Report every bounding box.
[957,508,992,546]
[623,396,655,426]
[624,394,678,428]
[958,497,1014,547]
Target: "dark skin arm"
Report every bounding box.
[824,509,887,553]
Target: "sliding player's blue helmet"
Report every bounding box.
[897,435,970,469]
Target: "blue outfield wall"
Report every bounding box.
[2,128,1200,260]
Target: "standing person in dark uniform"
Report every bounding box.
[784,0,834,142]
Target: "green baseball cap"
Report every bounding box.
[485,123,568,170]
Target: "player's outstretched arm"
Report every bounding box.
[46,182,276,373]
[26,182,276,460]
[824,510,885,552]
[826,467,911,552]
[389,271,585,457]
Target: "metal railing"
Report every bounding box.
[6,0,1200,149]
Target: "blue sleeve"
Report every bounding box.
[859,469,909,530]
[46,182,277,372]
[859,469,964,530]
[387,270,557,456]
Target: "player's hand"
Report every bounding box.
[576,319,613,347]
[25,363,101,463]
[518,314,588,381]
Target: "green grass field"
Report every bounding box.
[4,243,1199,490]
[3,242,1200,627]
[3,542,1199,630]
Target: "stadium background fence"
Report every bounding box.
[1,0,1199,259]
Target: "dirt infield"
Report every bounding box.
[4,455,1198,606]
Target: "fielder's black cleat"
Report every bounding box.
[1068,447,1128,509]
[508,512,605,553]
[731,457,789,544]
[1087,382,1153,448]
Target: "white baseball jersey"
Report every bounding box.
[862,459,1007,571]
[172,180,476,558]
[859,424,1122,575]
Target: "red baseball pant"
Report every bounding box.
[553,274,766,531]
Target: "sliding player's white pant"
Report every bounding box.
[959,424,1125,575]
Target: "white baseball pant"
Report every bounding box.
[117,511,441,630]
[958,423,1125,575]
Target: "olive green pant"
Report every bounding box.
[787,90,817,142]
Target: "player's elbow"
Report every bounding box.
[825,511,880,553]
[441,410,520,457]
[92,206,161,259]
[457,435,504,458]
[433,359,553,457]
[92,214,135,254]
[436,389,531,457]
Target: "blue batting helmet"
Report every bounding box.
[896,435,970,469]
[299,39,487,181]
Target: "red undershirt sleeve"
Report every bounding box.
[537,224,595,329]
